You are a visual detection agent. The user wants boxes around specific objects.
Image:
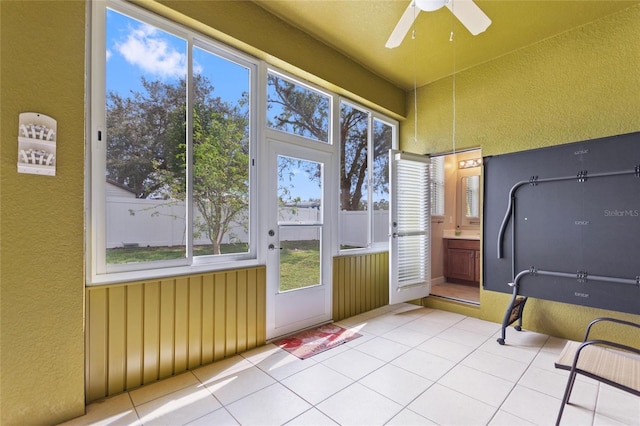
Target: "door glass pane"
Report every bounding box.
[277,155,322,223]
[279,226,321,292]
[277,155,322,292]
[105,9,187,265]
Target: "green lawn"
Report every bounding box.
[106,241,320,292]
[278,240,321,291]
[106,243,248,264]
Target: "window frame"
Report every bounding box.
[89,0,259,285]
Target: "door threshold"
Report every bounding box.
[431,293,480,307]
[266,320,333,344]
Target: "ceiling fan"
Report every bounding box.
[386,0,492,48]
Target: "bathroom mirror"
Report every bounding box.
[458,174,481,228]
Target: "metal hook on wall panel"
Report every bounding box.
[577,270,589,283]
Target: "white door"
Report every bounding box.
[389,150,431,304]
[266,140,332,340]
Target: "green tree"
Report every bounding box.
[340,104,369,210]
[267,74,385,212]
[107,75,249,255]
[267,74,329,142]
[107,72,385,255]
[159,76,250,255]
[190,103,249,255]
[106,77,185,198]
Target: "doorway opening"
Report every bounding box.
[429,149,482,305]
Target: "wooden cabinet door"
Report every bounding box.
[444,239,480,284]
[474,250,480,282]
[447,248,476,282]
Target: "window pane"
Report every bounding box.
[373,119,391,244]
[339,103,369,249]
[267,73,330,143]
[105,9,187,265]
[191,47,251,256]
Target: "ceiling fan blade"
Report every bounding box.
[385,1,421,48]
[445,0,491,35]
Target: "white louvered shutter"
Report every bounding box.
[389,150,431,304]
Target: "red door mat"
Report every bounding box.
[274,324,362,360]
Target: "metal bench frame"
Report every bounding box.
[554,317,640,425]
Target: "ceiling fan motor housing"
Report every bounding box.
[415,0,449,12]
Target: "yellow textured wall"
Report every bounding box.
[405,5,640,342]
[0,1,86,424]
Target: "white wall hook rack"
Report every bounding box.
[17,112,57,176]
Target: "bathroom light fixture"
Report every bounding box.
[458,158,482,169]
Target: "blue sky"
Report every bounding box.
[106,9,247,105]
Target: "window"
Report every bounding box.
[431,156,445,217]
[90,1,398,283]
[90,1,256,282]
[339,101,394,250]
[266,71,330,143]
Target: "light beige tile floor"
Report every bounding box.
[60,304,639,426]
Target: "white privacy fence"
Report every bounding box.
[107,198,177,248]
[106,197,388,248]
[339,210,389,246]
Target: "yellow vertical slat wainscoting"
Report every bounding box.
[85,267,266,402]
[332,252,389,322]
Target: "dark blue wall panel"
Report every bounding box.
[483,133,640,314]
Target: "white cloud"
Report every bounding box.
[193,61,203,76]
[115,23,186,79]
